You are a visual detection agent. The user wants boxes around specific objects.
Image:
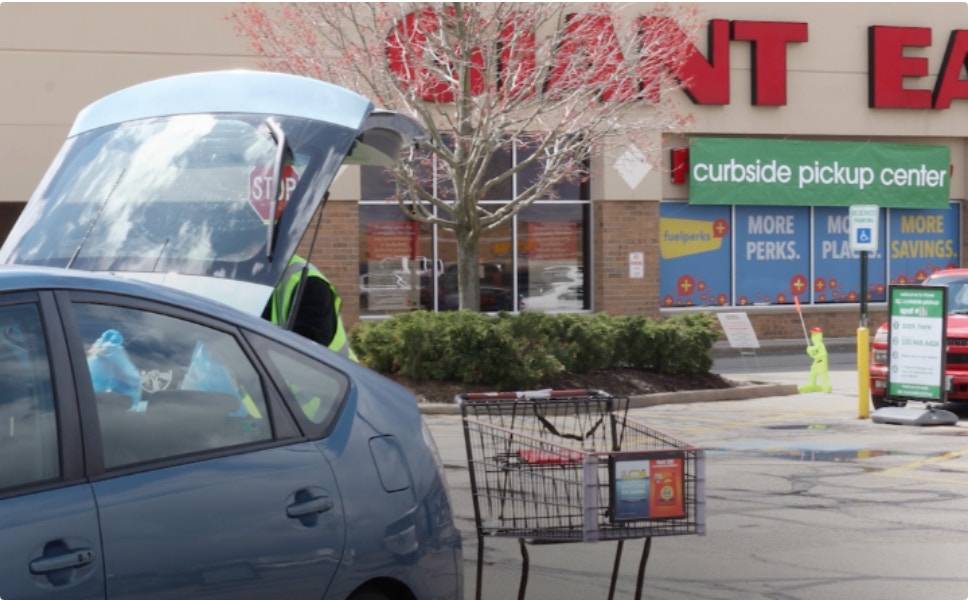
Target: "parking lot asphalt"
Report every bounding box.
[427,340,968,600]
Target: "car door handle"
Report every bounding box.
[30,549,94,574]
[286,496,333,518]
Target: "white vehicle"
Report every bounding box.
[379,256,443,277]
[360,272,412,312]
[520,284,584,311]
[542,265,582,281]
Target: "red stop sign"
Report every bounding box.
[249,165,299,221]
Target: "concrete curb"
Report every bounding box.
[417,381,799,415]
[710,337,858,357]
[625,381,799,408]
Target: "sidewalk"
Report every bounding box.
[710,335,859,357]
[418,339,864,415]
[710,339,863,404]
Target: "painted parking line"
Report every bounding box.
[877,448,968,478]
[674,411,833,435]
[637,409,843,429]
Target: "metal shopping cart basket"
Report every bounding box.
[458,389,706,600]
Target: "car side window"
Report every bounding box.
[258,338,348,429]
[0,303,58,491]
[73,303,272,469]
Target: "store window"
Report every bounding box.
[360,138,590,315]
[658,201,961,308]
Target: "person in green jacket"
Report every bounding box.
[264,255,358,362]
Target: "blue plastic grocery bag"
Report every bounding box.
[88,329,143,407]
[182,341,249,417]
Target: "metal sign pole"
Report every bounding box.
[850,205,878,419]
[860,250,868,329]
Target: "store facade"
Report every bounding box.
[657,3,968,340]
[1,3,967,340]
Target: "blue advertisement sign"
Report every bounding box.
[888,203,960,284]
[813,206,887,303]
[734,206,810,305]
[659,203,731,306]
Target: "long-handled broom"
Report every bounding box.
[794,296,811,345]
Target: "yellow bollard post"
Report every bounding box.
[857,327,870,419]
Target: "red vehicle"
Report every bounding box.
[870,268,968,409]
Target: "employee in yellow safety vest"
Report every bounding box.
[265,255,358,362]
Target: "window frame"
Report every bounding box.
[0,291,84,499]
[56,290,303,478]
[243,331,350,440]
[359,135,592,316]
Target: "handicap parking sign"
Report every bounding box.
[849,205,879,252]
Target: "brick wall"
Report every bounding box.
[297,201,362,328]
[0,203,25,242]
[594,200,661,317]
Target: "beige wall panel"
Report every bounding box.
[0,53,259,126]
[0,3,250,55]
[673,2,963,79]
[699,2,968,72]
[0,125,66,203]
[329,166,362,202]
[949,141,966,200]
[1,1,967,207]
[659,3,968,138]
[686,73,968,139]
[599,132,664,201]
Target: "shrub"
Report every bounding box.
[350,310,719,387]
[611,315,661,369]
[546,313,616,374]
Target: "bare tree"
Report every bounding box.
[232,2,701,310]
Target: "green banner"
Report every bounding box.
[689,138,950,208]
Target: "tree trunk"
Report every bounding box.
[456,229,480,311]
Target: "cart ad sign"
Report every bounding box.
[611,453,686,521]
[689,138,950,208]
[887,285,947,401]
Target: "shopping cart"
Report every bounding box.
[458,389,706,600]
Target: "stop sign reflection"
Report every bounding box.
[249,165,298,221]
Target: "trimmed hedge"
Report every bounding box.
[350,310,719,390]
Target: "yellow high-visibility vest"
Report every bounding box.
[270,256,358,362]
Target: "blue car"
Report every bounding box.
[0,71,462,600]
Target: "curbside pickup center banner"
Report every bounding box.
[689,138,950,208]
